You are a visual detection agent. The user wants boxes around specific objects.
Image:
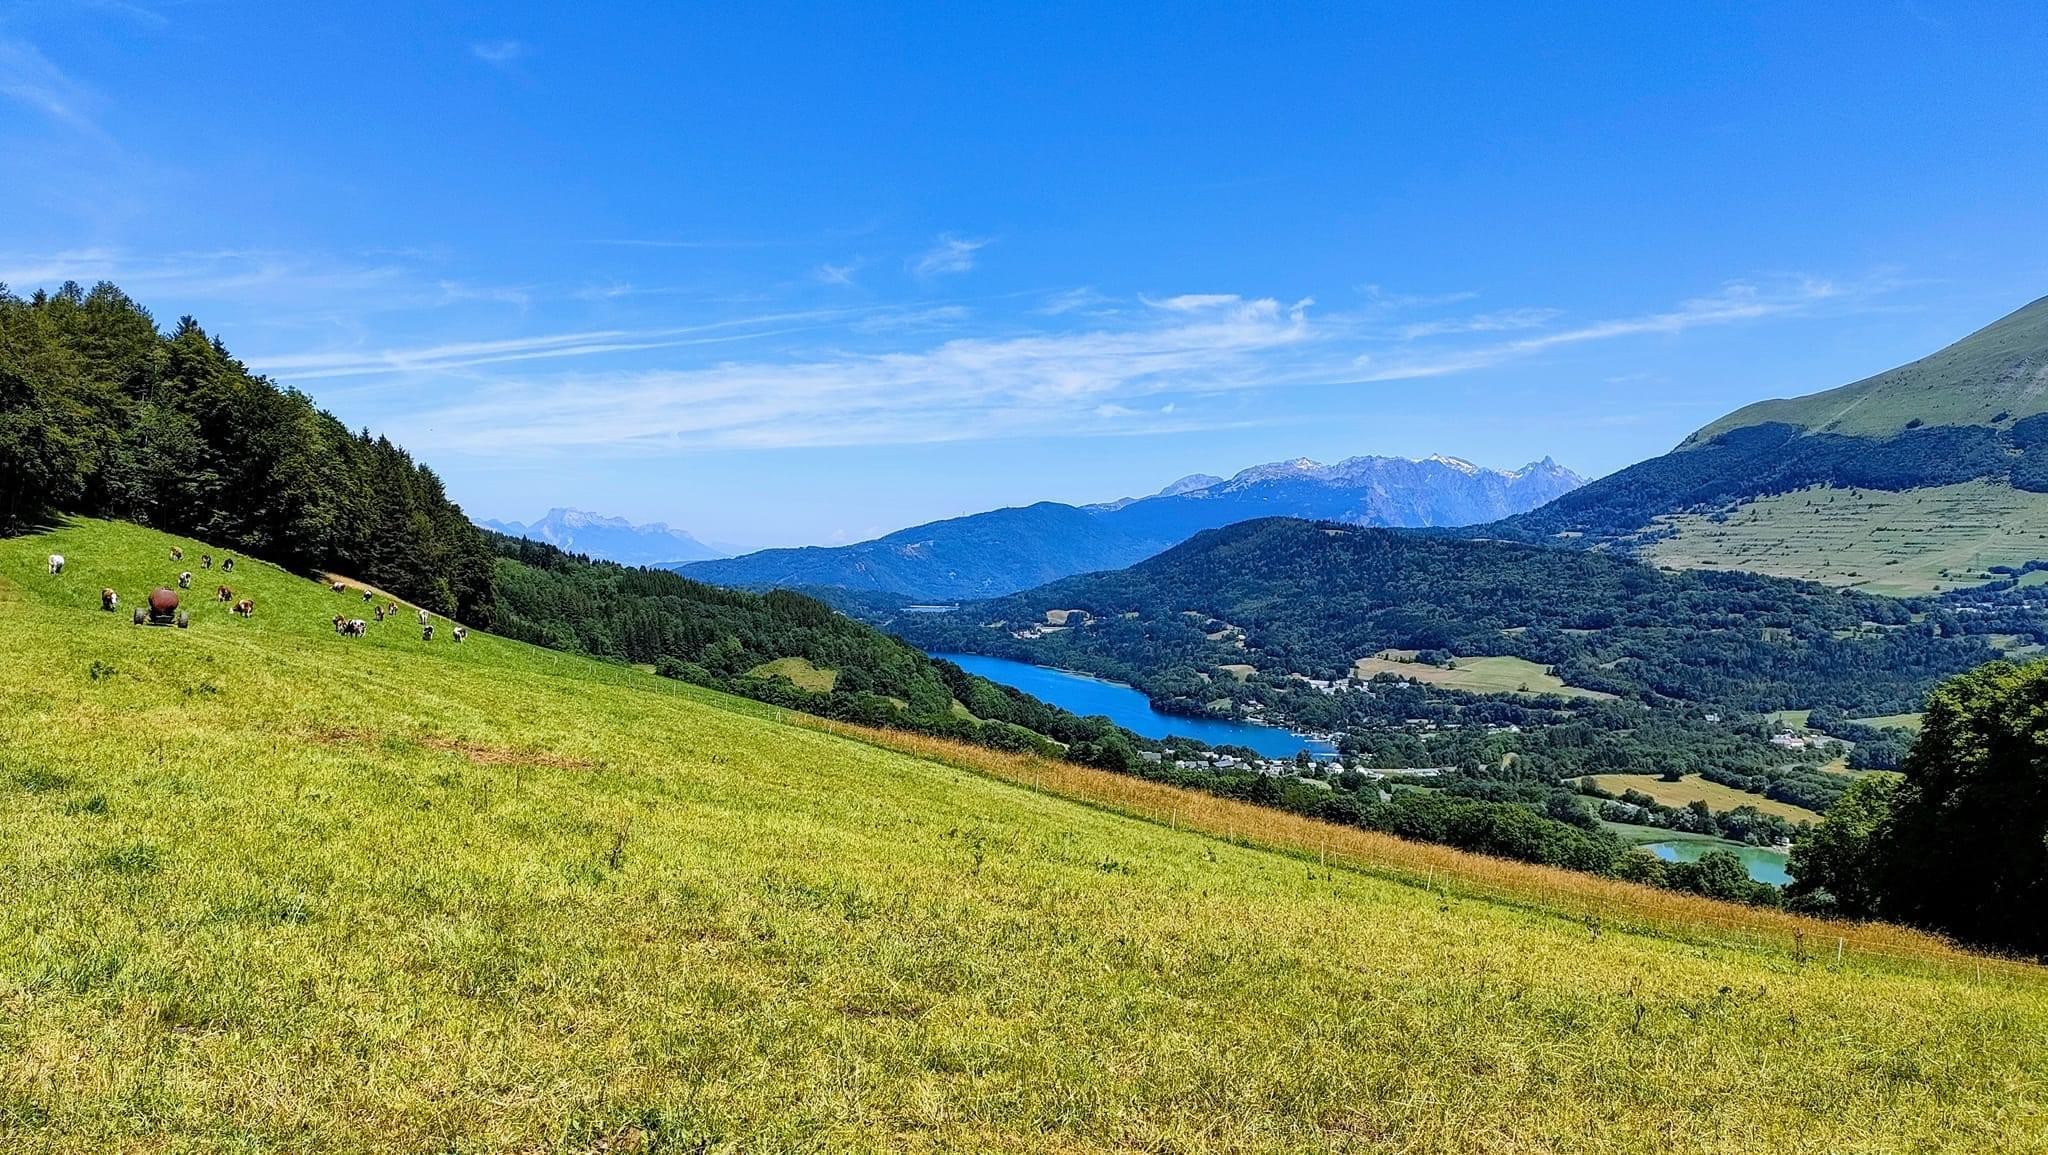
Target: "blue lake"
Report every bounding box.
[1644,840,1791,885]
[933,652,1336,759]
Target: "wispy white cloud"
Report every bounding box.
[0,37,101,133]
[0,247,405,302]
[470,40,529,68]
[1037,287,1117,316]
[1398,307,1562,340]
[395,293,1312,453]
[1350,279,1848,382]
[911,234,988,278]
[248,309,849,380]
[815,261,860,287]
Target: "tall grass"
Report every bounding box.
[2,518,2045,1153]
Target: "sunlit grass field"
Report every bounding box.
[5,520,2048,1153]
[1642,481,2048,594]
[1352,652,1614,700]
[1580,773,1826,823]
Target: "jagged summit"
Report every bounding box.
[479,508,729,566]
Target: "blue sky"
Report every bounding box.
[3,2,2045,548]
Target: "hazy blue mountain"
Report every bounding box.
[479,508,730,566]
[679,454,1583,601]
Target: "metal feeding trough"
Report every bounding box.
[131,588,189,629]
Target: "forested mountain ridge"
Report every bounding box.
[1480,295,2048,593]
[891,517,2012,718]
[0,280,493,618]
[679,453,1582,600]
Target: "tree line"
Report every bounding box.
[0,281,492,618]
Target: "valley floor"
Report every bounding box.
[3,521,2046,1153]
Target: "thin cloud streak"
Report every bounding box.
[912,234,989,277]
[1349,280,1847,382]
[0,37,113,141]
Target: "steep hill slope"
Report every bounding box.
[681,454,1582,600]
[1489,296,2048,593]
[1691,293,2048,440]
[3,519,2044,1152]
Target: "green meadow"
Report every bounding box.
[1643,481,2048,594]
[4,520,2048,1153]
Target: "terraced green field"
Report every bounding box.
[1642,481,2048,594]
[4,520,2047,1153]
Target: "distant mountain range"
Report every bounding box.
[1480,294,2048,595]
[677,454,1584,601]
[478,509,731,566]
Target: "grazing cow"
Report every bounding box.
[170,546,183,561]
[222,558,235,573]
[200,554,212,570]
[332,615,367,637]
[217,585,233,603]
[330,581,347,594]
[373,606,385,622]
[421,623,435,642]
[101,588,118,611]
[362,589,375,602]
[178,571,192,589]
[417,608,430,626]
[232,599,254,618]
[47,554,63,575]
[452,626,468,643]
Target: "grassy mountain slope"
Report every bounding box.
[1691,294,2048,440]
[6,520,2045,1151]
[1487,296,2048,592]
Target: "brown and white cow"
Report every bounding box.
[100,588,118,611]
[232,599,254,618]
[217,585,233,603]
[331,581,348,594]
[170,546,183,561]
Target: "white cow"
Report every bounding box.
[452,626,468,643]
[47,554,63,575]
[417,608,430,626]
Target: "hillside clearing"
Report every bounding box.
[1352,652,1615,699]
[2,520,2045,1152]
[1642,481,2048,594]
[1583,773,1826,823]
[1854,712,1927,732]
[745,655,837,692]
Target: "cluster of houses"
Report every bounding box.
[1137,747,1448,782]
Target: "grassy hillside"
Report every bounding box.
[1691,294,2048,441]
[4,520,2047,1151]
[1482,296,2048,590]
[1642,481,2048,594]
